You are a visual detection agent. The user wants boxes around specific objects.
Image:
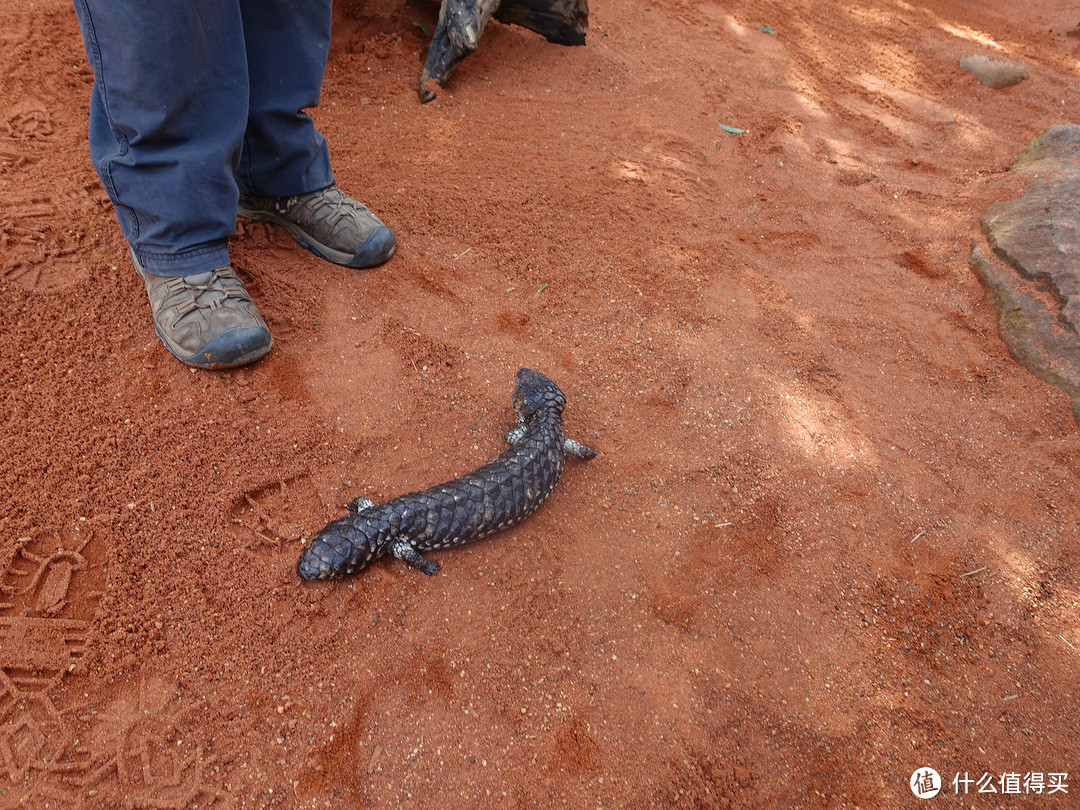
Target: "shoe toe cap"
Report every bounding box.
[346,226,396,269]
[180,325,273,369]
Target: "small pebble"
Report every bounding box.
[958,54,1028,88]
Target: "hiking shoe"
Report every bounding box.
[132,249,272,369]
[237,185,396,268]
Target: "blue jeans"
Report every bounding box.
[72,0,336,276]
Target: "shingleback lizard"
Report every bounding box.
[296,368,597,579]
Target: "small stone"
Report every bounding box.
[959,54,1028,88]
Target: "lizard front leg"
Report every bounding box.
[347,496,376,513]
[390,538,441,576]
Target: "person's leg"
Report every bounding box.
[236,0,335,197]
[236,0,396,268]
[72,0,247,275]
[72,0,271,367]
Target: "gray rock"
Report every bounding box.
[973,125,1080,423]
[959,54,1028,88]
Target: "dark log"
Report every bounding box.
[418,0,588,102]
[495,0,587,46]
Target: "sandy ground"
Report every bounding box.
[2,0,1079,806]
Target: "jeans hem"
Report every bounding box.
[130,241,231,277]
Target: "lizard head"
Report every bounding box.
[512,368,567,421]
[297,514,382,580]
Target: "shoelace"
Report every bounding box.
[165,271,246,321]
[296,191,373,237]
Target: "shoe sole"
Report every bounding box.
[237,201,396,268]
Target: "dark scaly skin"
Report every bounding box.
[297,368,597,580]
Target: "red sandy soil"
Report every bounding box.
[2,0,1079,807]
